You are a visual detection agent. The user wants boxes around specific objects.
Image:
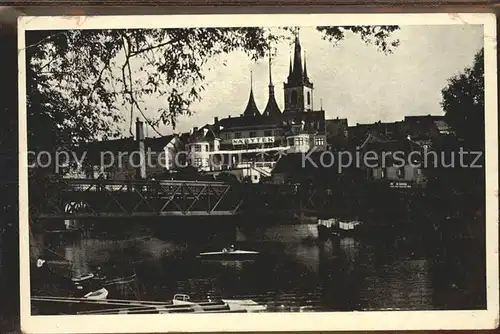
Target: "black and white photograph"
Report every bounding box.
[18,13,498,333]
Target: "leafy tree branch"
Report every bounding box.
[26,26,400,150]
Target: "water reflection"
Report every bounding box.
[31,220,485,312]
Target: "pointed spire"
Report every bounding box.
[304,50,308,79]
[284,31,313,89]
[263,52,281,117]
[243,69,261,117]
[292,31,303,81]
[268,56,273,86]
[288,54,292,77]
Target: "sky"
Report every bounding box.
[137,25,484,136]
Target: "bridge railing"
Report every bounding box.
[28,178,337,219]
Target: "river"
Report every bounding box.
[30,218,486,312]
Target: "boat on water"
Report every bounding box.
[71,273,95,283]
[84,288,109,300]
[198,246,259,261]
[172,294,266,312]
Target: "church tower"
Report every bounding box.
[283,32,313,113]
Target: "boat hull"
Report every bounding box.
[198,251,259,261]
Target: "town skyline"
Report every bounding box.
[131,25,483,137]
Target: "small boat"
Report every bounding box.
[71,273,95,283]
[84,288,109,300]
[172,294,266,313]
[198,247,259,261]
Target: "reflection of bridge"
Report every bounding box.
[29,179,335,220]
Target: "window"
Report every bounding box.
[274,129,283,136]
[295,137,304,146]
[249,131,257,138]
[288,138,294,146]
[264,130,272,137]
[397,167,405,178]
[194,144,201,152]
[194,158,202,166]
[307,91,311,105]
[315,137,325,147]
[234,132,242,138]
[291,91,298,105]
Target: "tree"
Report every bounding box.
[26,26,400,149]
[441,48,484,150]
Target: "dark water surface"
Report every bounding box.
[31,219,486,312]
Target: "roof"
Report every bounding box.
[404,115,445,123]
[218,110,325,133]
[186,124,219,143]
[76,135,176,153]
[325,118,348,137]
[218,115,280,129]
[262,91,281,117]
[358,133,423,153]
[242,89,261,117]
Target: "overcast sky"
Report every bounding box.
[138,25,483,136]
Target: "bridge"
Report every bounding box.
[29,179,336,220]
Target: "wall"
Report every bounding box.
[220,128,284,144]
[371,165,426,186]
[186,139,221,171]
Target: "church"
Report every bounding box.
[191,34,328,180]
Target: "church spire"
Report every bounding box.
[288,55,292,78]
[283,30,314,113]
[291,33,303,81]
[304,50,308,79]
[243,70,261,117]
[268,56,273,86]
[263,52,281,117]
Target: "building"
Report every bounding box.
[185,124,221,172]
[325,117,349,150]
[65,119,185,180]
[210,34,327,182]
[348,115,455,150]
[356,133,427,189]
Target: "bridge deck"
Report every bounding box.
[29,179,334,219]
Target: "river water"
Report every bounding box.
[31,219,486,312]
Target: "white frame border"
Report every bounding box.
[18,13,499,333]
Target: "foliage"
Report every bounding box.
[316,26,400,54]
[26,26,400,149]
[441,48,484,150]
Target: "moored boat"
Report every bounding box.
[71,273,95,283]
[172,294,266,312]
[84,288,109,300]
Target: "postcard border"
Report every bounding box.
[18,12,499,333]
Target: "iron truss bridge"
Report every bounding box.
[28,179,336,219]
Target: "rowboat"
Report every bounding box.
[172,294,266,312]
[198,247,259,261]
[84,288,109,300]
[71,273,95,283]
